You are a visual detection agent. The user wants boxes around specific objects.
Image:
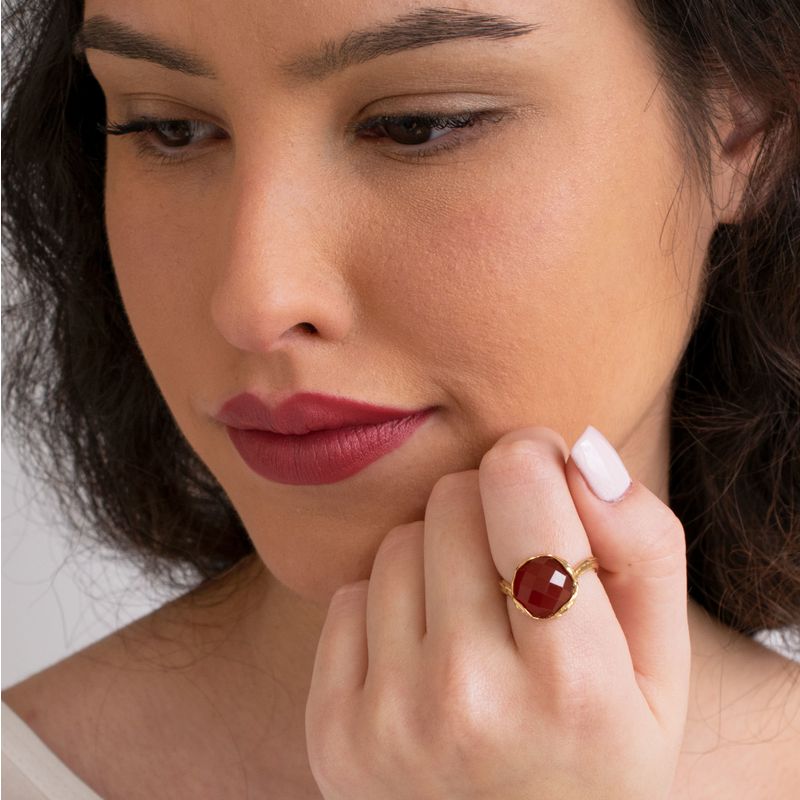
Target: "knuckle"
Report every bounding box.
[430,645,501,753]
[524,641,613,723]
[491,426,568,457]
[305,701,351,789]
[631,504,687,577]
[481,427,568,470]
[384,521,425,546]
[374,523,423,565]
[331,579,368,603]
[441,713,495,768]
[439,703,495,765]
[542,667,611,730]
[366,680,421,757]
[655,503,685,542]
[428,470,479,506]
[480,438,562,491]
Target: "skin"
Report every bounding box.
[3,0,800,797]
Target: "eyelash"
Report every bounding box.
[96,109,509,167]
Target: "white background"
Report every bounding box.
[2,437,182,687]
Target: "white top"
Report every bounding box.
[2,701,103,799]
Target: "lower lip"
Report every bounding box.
[225,409,436,485]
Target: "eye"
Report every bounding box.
[98,117,226,167]
[349,110,510,159]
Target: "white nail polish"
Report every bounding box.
[571,425,632,502]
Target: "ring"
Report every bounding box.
[498,554,600,620]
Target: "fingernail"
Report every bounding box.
[571,425,632,502]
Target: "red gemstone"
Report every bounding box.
[512,556,575,618]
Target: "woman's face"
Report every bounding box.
[84,0,726,605]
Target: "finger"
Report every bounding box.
[307,580,370,714]
[364,523,427,682]
[477,427,631,684]
[567,424,690,729]
[422,471,514,646]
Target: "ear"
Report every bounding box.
[712,87,770,225]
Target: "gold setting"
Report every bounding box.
[498,554,600,620]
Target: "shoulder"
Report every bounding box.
[1,606,248,799]
[2,695,105,800]
[2,616,146,723]
[2,648,111,797]
[1,630,140,796]
[1,599,205,796]
[1,588,210,725]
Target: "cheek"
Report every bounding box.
[375,123,705,444]
[104,163,208,410]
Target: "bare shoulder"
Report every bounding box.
[2,596,189,711]
[2,582,227,720]
[2,553,266,726]
[1,601,214,797]
[2,624,147,797]
[3,622,135,727]
[1,598,259,799]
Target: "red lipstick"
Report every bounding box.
[215,392,437,485]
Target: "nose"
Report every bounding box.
[209,157,351,354]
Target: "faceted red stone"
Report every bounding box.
[512,556,575,618]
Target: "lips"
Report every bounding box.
[215,391,433,435]
[214,391,438,484]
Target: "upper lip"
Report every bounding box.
[214,391,434,435]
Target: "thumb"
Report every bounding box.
[565,425,690,730]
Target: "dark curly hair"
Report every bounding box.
[2,0,799,654]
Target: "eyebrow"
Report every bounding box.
[72,7,540,84]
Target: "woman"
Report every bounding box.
[2,0,798,797]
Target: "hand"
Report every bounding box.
[305,426,690,799]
